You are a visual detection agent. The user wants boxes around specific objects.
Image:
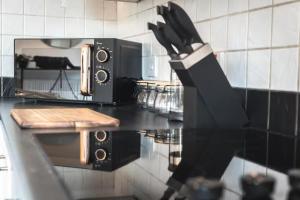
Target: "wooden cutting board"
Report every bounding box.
[11,107,120,129]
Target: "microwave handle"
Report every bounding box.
[80,44,93,96]
[80,130,90,165]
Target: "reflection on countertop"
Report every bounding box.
[35,128,298,200]
[0,98,297,200]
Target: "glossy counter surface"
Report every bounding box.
[0,98,182,200]
[34,127,299,200]
[0,98,297,200]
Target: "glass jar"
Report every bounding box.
[146,83,158,111]
[169,85,184,121]
[136,81,149,108]
[154,85,172,116]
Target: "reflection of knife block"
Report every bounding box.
[169,44,248,129]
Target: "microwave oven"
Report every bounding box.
[14,38,142,104]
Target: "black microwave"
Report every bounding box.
[14,38,142,104]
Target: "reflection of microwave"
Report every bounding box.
[14,38,142,104]
[36,130,141,171]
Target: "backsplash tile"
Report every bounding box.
[269,91,297,135]
[228,0,248,13]
[24,0,45,16]
[227,13,248,50]
[211,17,228,51]
[249,0,272,9]
[0,0,117,80]
[270,48,299,92]
[65,0,85,18]
[45,0,65,17]
[45,17,65,37]
[24,16,45,36]
[2,0,24,14]
[2,14,24,35]
[272,2,300,47]
[85,0,104,20]
[248,8,272,48]
[104,1,117,21]
[196,21,211,44]
[65,18,85,37]
[226,51,247,88]
[2,35,17,56]
[268,134,296,172]
[196,0,210,21]
[211,0,228,18]
[246,89,269,130]
[247,49,271,89]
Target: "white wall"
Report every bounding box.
[0,0,117,78]
[2,0,300,91]
[117,0,300,92]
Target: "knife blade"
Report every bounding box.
[148,22,178,59]
[156,22,193,54]
[167,2,203,45]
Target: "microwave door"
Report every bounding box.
[80,45,93,96]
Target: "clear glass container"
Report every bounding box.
[169,84,184,121]
[146,83,158,111]
[136,81,149,108]
[154,85,172,116]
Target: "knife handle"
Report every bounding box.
[148,23,178,59]
[157,22,193,54]
[157,5,189,45]
[168,2,204,44]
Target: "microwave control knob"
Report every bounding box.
[96,49,110,63]
[95,69,109,84]
[95,131,107,142]
[95,149,107,161]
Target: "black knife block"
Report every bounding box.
[169,44,248,129]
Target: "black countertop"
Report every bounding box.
[0,97,182,200]
[0,98,298,200]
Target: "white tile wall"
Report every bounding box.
[211,0,228,18]
[271,48,299,91]
[24,16,45,36]
[247,49,271,89]
[228,0,248,13]
[211,17,228,51]
[196,0,211,21]
[248,8,272,48]
[24,0,45,16]
[1,0,300,89]
[272,2,300,47]
[2,0,23,14]
[226,51,247,87]
[0,0,117,79]
[249,0,272,9]
[227,13,248,50]
[117,0,300,91]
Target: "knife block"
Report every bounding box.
[169,44,248,129]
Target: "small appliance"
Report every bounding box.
[14,38,142,105]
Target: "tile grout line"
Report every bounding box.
[244,0,250,111]
[44,0,46,37]
[0,0,2,96]
[296,17,300,136]
[266,0,275,132]
[225,0,229,77]
[266,0,274,169]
